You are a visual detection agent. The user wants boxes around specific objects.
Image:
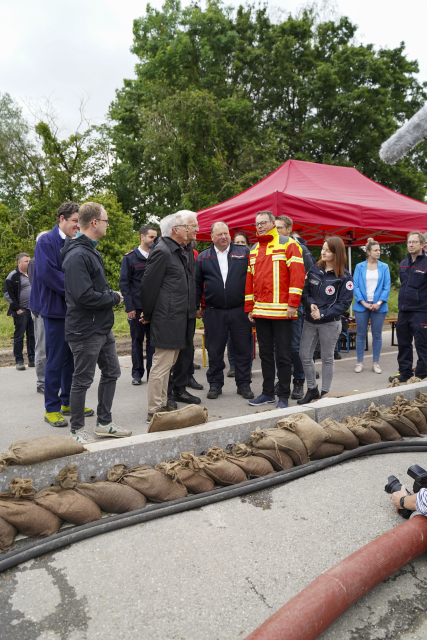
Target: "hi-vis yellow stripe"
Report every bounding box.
[286,255,304,266]
[245,294,254,301]
[273,260,280,304]
[289,287,303,295]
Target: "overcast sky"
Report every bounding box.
[1,0,426,134]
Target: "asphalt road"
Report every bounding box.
[2,330,427,639]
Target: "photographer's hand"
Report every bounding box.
[391,486,417,513]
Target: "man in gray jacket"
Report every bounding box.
[62,202,132,444]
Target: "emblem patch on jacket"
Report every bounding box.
[346,281,354,290]
[325,286,335,295]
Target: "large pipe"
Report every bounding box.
[245,515,427,640]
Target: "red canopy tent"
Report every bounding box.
[196,159,427,247]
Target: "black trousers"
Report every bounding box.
[397,311,427,378]
[128,310,154,380]
[170,318,196,389]
[255,317,292,399]
[204,307,252,388]
[13,309,35,364]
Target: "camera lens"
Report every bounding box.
[385,475,402,494]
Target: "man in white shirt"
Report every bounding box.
[119,225,158,385]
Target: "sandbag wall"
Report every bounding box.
[2,392,427,554]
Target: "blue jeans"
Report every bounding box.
[354,310,386,363]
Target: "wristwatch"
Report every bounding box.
[400,496,406,509]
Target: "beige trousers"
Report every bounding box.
[147,348,179,414]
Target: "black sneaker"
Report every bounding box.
[16,362,26,371]
[274,381,279,395]
[227,368,235,378]
[316,371,320,379]
[334,352,342,360]
[291,380,304,400]
[297,386,320,405]
[187,375,204,390]
[388,374,410,383]
[167,395,178,410]
[172,387,201,404]
[237,386,254,400]
[28,361,35,368]
[193,362,201,370]
[207,386,222,399]
[132,378,142,386]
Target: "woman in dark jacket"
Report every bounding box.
[298,236,353,404]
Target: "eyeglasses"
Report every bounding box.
[255,221,270,228]
[95,218,110,225]
[174,225,188,229]
[187,224,199,230]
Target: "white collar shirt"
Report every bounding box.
[58,227,66,240]
[214,244,230,285]
[138,246,149,259]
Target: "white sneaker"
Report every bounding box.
[94,421,132,438]
[70,429,94,444]
[354,364,363,373]
[373,363,382,374]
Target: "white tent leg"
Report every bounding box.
[348,246,353,314]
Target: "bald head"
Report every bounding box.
[211,222,231,252]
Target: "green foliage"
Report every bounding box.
[0,203,34,284]
[109,0,427,226]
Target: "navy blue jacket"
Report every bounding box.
[302,266,354,324]
[119,247,150,312]
[196,243,249,309]
[398,251,427,312]
[28,225,67,319]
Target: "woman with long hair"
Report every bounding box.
[353,238,391,374]
[298,236,354,404]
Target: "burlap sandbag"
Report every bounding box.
[413,392,427,420]
[310,443,345,460]
[0,515,18,553]
[319,418,359,450]
[0,435,85,471]
[405,377,423,385]
[34,486,102,525]
[343,416,381,445]
[378,406,420,437]
[157,453,214,494]
[277,413,328,456]
[197,448,247,486]
[0,490,63,537]
[56,465,147,513]
[251,427,308,466]
[387,378,400,388]
[250,448,294,471]
[359,403,403,441]
[225,444,274,478]
[393,394,427,434]
[148,405,208,433]
[108,464,187,503]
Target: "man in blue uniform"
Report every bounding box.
[119,225,158,385]
[389,231,427,383]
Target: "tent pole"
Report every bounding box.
[348,246,353,314]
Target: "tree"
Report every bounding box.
[109,0,427,227]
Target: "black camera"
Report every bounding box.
[385,465,427,520]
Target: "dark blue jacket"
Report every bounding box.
[196,243,249,309]
[302,265,354,324]
[119,247,150,312]
[398,251,427,312]
[28,225,67,319]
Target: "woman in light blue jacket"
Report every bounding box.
[353,239,391,374]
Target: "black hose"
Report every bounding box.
[1,440,427,574]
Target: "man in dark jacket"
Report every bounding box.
[28,202,86,428]
[4,252,35,370]
[140,212,190,423]
[62,202,132,444]
[169,211,202,405]
[196,221,254,400]
[119,224,158,385]
[390,231,427,383]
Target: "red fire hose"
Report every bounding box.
[245,515,427,640]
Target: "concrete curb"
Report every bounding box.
[1,381,427,492]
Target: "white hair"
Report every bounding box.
[176,210,197,223]
[160,213,185,237]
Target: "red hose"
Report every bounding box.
[245,515,427,640]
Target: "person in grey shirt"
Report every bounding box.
[28,231,49,392]
[3,253,35,370]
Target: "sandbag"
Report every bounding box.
[0,515,17,553]
[0,492,63,537]
[225,444,274,478]
[250,448,294,471]
[380,406,421,437]
[319,418,359,450]
[0,435,84,471]
[108,464,187,503]
[251,427,308,466]
[387,378,400,388]
[277,413,328,456]
[310,443,345,460]
[148,405,208,433]
[393,394,427,434]
[360,403,403,441]
[413,392,427,420]
[34,486,102,525]
[197,448,247,486]
[157,453,214,494]
[343,416,381,445]
[405,377,423,385]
